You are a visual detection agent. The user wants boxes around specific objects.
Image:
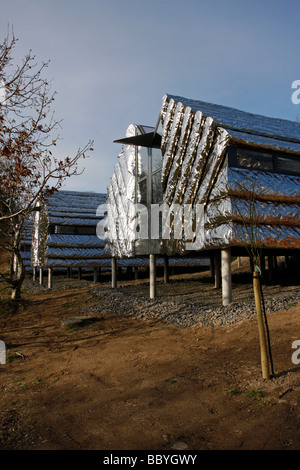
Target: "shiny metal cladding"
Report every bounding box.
[107,93,300,257]
[194,127,229,206]
[171,110,204,205]
[182,116,215,205]
[161,97,176,157]
[31,190,109,268]
[105,124,137,258]
[163,106,194,205]
[161,101,184,190]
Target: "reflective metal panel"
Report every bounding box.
[106,94,300,257]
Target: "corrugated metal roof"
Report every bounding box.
[47,234,105,248]
[229,130,300,154]
[166,94,300,153]
[44,190,107,226]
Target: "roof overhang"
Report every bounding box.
[114,131,162,149]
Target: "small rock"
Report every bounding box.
[171,441,188,450]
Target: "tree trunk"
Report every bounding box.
[11,283,21,300]
[10,240,25,301]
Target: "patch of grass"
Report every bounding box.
[63,302,75,309]
[14,377,25,383]
[65,324,79,333]
[243,388,265,399]
[288,302,297,308]
[6,352,24,363]
[222,387,240,396]
[222,386,266,406]
[63,300,81,309]
[164,377,177,384]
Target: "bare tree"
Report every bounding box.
[0,31,93,299]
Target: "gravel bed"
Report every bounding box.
[21,270,300,328]
[85,284,300,328]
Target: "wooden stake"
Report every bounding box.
[253,271,270,379]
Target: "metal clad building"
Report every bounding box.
[106,94,300,256]
[106,94,300,303]
[32,190,109,269]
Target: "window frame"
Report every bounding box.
[135,145,163,207]
[228,145,300,177]
[50,224,96,235]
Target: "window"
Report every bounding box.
[228,146,300,176]
[152,148,162,172]
[152,170,162,203]
[49,224,56,234]
[54,225,96,235]
[138,179,147,206]
[137,147,148,178]
[56,225,76,235]
[276,156,300,175]
[236,149,273,171]
[77,226,96,235]
[136,146,163,206]
[135,144,163,248]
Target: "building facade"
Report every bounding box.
[106,94,300,304]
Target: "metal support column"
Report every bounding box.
[221,248,232,306]
[48,268,53,289]
[150,254,156,299]
[164,256,169,284]
[39,267,43,285]
[214,251,221,289]
[111,257,117,288]
[268,255,274,281]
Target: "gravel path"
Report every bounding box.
[22,265,300,328]
[86,281,300,328]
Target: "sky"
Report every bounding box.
[1,0,300,193]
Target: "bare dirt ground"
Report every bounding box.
[0,260,300,451]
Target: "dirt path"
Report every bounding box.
[0,274,300,450]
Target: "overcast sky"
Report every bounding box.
[1,0,300,193]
